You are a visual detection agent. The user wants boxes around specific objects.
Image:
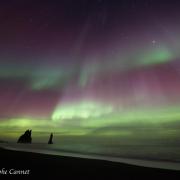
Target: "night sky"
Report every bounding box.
[0,0,180,143]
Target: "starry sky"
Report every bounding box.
[0,0,180,144]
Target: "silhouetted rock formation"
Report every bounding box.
[48,133,53,144]
[17,130,32,143]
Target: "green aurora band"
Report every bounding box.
[0,40,180,143]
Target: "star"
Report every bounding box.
[29,18,33,23]
[152,40,156,45]
[44,23,49,28]
[97,0,103,3]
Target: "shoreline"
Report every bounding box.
[0,147,180,178]
[1,144,180,171]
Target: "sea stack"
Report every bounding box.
[48,133,53,144]
[17,129,32,143]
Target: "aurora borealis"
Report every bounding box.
[0,0,180,145]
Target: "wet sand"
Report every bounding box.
[0,147,179,179]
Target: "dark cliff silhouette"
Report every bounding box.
[48,133,53,144]
[17,130,32,143]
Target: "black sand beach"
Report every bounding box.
[0,147,179,179]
